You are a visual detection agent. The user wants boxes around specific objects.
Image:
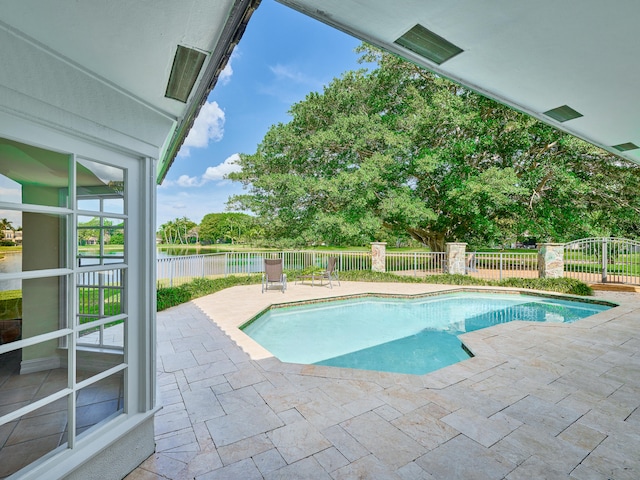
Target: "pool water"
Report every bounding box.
[242,292,611,375]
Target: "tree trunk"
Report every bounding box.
[406,227,446,252]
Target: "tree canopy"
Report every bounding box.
[228,45,640,250]
[198,213,256,245]
[158,217,197,245]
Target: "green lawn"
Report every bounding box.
[78,245,125,253]
[78,289,121,320]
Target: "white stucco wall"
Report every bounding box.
[0,26,174,159]
[0,66,159,478]
[65,416,155,480]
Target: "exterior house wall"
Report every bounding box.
[0,27,173,158]
[21,188,63,371]
[0,23,159,480]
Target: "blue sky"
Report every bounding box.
[157,0,365,227]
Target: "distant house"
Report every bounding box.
[2,229,22,245]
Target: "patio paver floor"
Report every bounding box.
[126,282,640,479]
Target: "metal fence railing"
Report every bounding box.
[156,251,372,287]
[157,254,227,286]
[77,268,125,348]
[156,250,543,287]
[466,252,538,281]
[564,237,640,285]
[281,251,371,272]
[155,240,640,289]
[386,252,446,276]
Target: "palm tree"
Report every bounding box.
[158,217,196,244]
[0,218,13,231]
[0,218,13,240]
[158,220,176,244]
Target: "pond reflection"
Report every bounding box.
[157,246,225,257]
[0,252,21,289]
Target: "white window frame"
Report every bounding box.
[0,115,157,479]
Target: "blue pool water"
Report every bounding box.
[242,292,612,375]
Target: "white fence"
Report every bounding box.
[564,237,640,285]
[157,251,371,287]
[385,252,446,276]
[157,241,640,287]
[156,250,538,286]
[156,250,541,286]
[467,252,538,281]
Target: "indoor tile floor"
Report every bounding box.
[128,282,640,479]
[0,350,124,478]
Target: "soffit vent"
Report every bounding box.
[612,142,639,152]
[543,105,583,123]
[165,45,207,103]
[394,24,463,65]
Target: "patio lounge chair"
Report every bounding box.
[262,258,287,293]
[320,256,340,288]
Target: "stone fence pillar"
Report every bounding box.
[537,243,564,278]
[445,242,467,275]
[371,242,387,273]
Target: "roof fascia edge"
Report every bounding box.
[157,0,262,184]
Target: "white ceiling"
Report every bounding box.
[0,0,235,119]
[278,0,640,165]
[1,0,637,177]
[0,0,260,181]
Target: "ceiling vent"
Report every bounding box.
[543,105,583,123]
[612,142,639,152]
[165,45,207,103]
[395,24,463,65]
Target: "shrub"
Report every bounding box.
[497,277,593,296]
[340,270,592,295]
[339,270,423,283]
[340,271,490,286]
[156,274,261,311]
[156,287,191,311]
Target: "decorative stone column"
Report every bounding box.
[371,242,387,273]
[445,242,467,275]
[537,243,564,278]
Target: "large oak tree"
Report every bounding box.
[229,45,640,250]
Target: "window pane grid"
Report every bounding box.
[1,145,131,477]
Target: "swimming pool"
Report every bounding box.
[242,292,612,375]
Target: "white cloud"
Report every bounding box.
[202,153,242,182]
[160,154,242,189]
[269,64,314,84]
[260,64,325,104]
[218,51,239,86]
[176,174,204,187]
[178,101,225,157]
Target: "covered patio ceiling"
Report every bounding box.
[2,0,638,181]
[0,0,260,181]
[277,0,640,165]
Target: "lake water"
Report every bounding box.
[0,253,22,290]
[157,246,226,257]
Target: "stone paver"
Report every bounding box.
[268,421,331,464]
[126,283,640,479]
